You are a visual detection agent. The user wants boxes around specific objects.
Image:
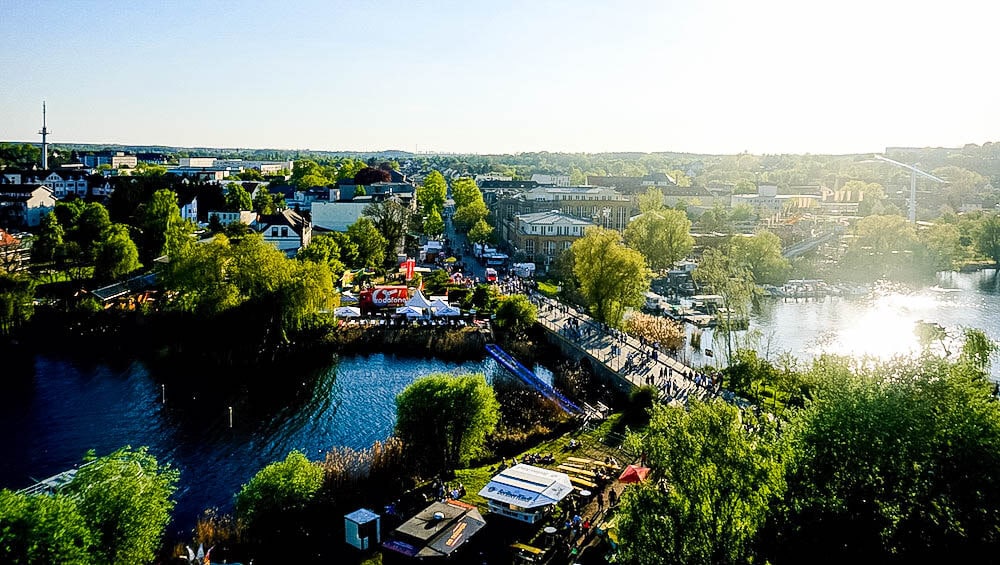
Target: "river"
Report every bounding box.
[687,269,1000,381]
[0,352,500,536]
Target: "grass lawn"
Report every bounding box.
[454,414,628,508]
[536,280,559,297]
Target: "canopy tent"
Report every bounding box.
[479,464,573,510]
[396,305,426,318]
[334,306,362,317]
[618,464,651,484]
[429,298,451,311]
[406,289,433,309]
[340,291,359,305]
[434,305,462,317]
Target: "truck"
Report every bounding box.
[485,268,498,282]
[512,262,536,278]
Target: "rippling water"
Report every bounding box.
[0,352,498,535]
[689,269,1000,380]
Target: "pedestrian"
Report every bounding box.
[597,492,604,510]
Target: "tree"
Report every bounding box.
[253,188,276,215]
[297,233,345,278]
[347,217,387,269]
[140,189,183,261]
[66,446,178,565]
[450,177,481,209]
[418,171,448,216]
[977,213,1000,265]
[637,187,665,213]
[618,400,785,565]
[921,222,964,271]
[693,247,756,362]
[363,198,412,264]
[494,294,537,336]
[467,218,493,245]
[423,208,445,238]
[93,224,141,282]
[75,202,111,257]
[395,373,500,473]
[354,167,391,185]
[774,354,1000,563]
[624,208,694,271]
[0,490,92,565]
[235,450,324,556]
[33,212,64,263]
[453,199,489,232]
[843,214,920,280]
[728,230,790,285]
[0,274,35,336]
[572,227,650,326]
[225,184,253,211]
[234,168,264,181]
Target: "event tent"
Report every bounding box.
[396,305,425,318]
[406,289,433,309]
[434,305,462,317]
[334,306,362,317]
[478,464,573,524]
[618,464,651,484]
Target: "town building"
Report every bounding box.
[0,184,56,228]
[381,500,486,559]
[587,172,677,193]
[255,209,312,255]
[530,173,570,187]
[1,169,112,199]
[207,210,256,226]
[509,210,593,266]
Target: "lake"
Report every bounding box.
[0,352,499,536]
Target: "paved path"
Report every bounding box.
[524,292,726,405]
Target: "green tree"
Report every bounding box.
[93,224,141,282]
[297,233,345,278]
[693,247,756,362]
[467,218,493,245]
[253,188,275,214]
[921,222,964,271]
[423,208,445,238]
[774,353,1000,563]
[0,490,92,565]
[33,211,64,263]
[395,373,500,473]
[454,199,489,232]
[494,294,537,336]
[66,446,178,565]
[225,184,253,211]
[637,187,665,213]
[843,214,920,280]
[728,230,790,285]
[624,208,694,271]
[572,227,650,326]
[418,170,448,215]
[347,217,387,269]
[450,177,481,209]
[235,168,264,181]
[235,450,324,556]
[618,400,785,565]
[0,274,35,336]
[140,189,183,261]
[363,198,412,264]
[76,202,112,257]
[976,213,1000,265]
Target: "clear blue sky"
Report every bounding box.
[2,0,998,154]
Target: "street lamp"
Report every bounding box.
[866,155,947,223]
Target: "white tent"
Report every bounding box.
[434,305,462,317]
[396,305,425,318]
[335,306,362,317]
[406,289,433,309]
[340,291,359,305]
[429,299,451,311]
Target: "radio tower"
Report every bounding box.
[38,101,51,170]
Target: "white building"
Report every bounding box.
[207,210,256,226]
[178,157,217,168]
[530,174,571,187]
[310,201,368,232]
[256,209,312,255]
[478,464,574,524]
[0,184,56,227]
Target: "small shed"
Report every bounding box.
[382,500,486,559]
[344,508,381,550]
[478,464,574,524]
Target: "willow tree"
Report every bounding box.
[624,208,694,271]
[572,227,650,326]
[693,247,756,363]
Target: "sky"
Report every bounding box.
[2,0,998,155]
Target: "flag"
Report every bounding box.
[196,544,205,560]
[204,546,214,565]
[186,545,196,562]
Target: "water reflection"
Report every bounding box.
[691,270,1000,380]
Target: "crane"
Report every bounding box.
[869,154,947,223]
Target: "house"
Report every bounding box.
[256,209,311,255]
[478,464,573,524]
[381,500,486,559]
[530,173,570,187]
[2,169,107,199]
[311,201,368,232]
[0,184,56,228]
[587,172,677,193]
[0,229,28,272]
[177,193,198,223]
[510,210,593,266]
[207,210,256,226]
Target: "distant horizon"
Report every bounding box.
[3,0,998,157]
[1,137,987,159]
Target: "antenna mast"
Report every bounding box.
[38,101,51,170]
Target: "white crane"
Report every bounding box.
[870,154,947,223]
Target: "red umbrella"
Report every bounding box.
[618,464,651,484]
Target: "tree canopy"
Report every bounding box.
[624,207,694,271]
[571,227,650,326]
[417,170,447,216]
[395,373,500,473]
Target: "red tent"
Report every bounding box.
[618,464,651,484]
